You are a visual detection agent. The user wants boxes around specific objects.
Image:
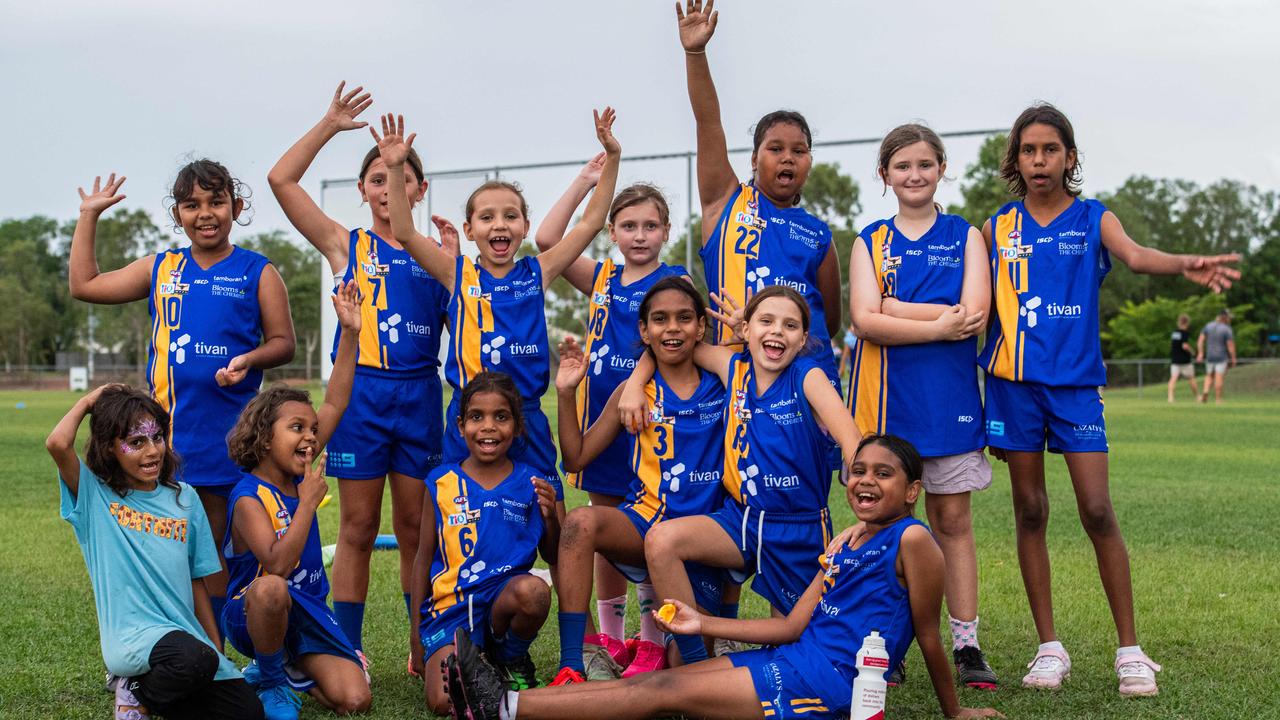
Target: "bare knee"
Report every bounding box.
[246,575,290,615]
[560,507,599,550]
[331,685,372,715]
[508,575,552,618]
[644,521,684,565]
[1013,494,1049,532]
[339,512,381,552]
[929,502,973,539]
[1078,500,1119,537]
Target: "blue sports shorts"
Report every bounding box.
[327,369,444,480]
[984,376,1108,454]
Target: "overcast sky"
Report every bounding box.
[5,0,1278,245]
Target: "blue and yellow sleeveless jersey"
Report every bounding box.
[569,260,688,492]
[701,183,839,385]
[224,472,329,603]
[331,228,448,377]
[148,246,268,487]
[848,215,983,457]
[444,256,549,400]
[978,199,1112,387]
[625,368,726,526]
[722,352,832,513]
[423,462,545,618]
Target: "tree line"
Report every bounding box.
[2,139,1276,374]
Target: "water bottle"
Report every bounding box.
[850,630,889,720]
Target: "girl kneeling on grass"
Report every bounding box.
[220,282,370,720]
[444,435,1003,720]
[49,384,263,720]
[551,277,728,683]
[409,371,560,714]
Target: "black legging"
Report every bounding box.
[126,630,263,720]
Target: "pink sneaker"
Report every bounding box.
[621,640,668,678]
[596,634,630,667]
[1022,647,1071,690]
[1115,652,1161,697]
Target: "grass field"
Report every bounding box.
[2,366,1278,719]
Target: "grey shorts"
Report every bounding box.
[921,450,992,495]
[1170,363,1195,379]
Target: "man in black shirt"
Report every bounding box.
[1167,313,1199,402]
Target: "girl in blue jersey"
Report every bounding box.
[370,108,621,491]
[69,162,296,632]
[848,124,996,689]
[622,286,859,667]
[981,104,1239,696]
[551,278,726,683]
[535,172,689,667]
[221,282,369,720]
[444,435,1002,720]
[675,0,842,387]
[48,384,262,720]
[409,372,560,715]
[268,82,456,666]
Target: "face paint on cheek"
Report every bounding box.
[119,441,140,455]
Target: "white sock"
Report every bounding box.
[1039,640,1066,654]
[637,583,662,645]
[500,691,519,720]
[597,595,627,641]
[1116,645,1142,659]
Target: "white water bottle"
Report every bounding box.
[850,630,890,720]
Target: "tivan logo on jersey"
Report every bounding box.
[688,469,720,484]
[404,320,434,338]
[480,336,540,364]
[1018,295,1083,328]
[380,313,403,343]
[746,266,771,291]
[763,473,800,489]
[589,343,610,375]
[167,333,228,364]
[662,462,686,492]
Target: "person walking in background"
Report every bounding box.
[1167,314,1199,403]
[1197,309,1236,403]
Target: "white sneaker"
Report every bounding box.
[1022,647,1071,690]
[114,678,150,720]
[1116,652,1161,697]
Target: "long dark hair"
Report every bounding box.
[1000,103,1082,198]
[85,386,183,498]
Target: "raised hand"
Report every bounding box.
[299,449,330,510]
[593,107,620,156]
[323,81,373,132]
[675,0,718,52]
[332,279,363,333]
[555,336,588,393]
[215,354,252,387]
[653,598,702,636]
[618,380,649,434]
[432,215,461,257]
[709,287,748,342]
[1182,253,1242,293]
[78,174,127,215]
[577,152,606,187]
[369,113,417,168]
[532,477,558,522]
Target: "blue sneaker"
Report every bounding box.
[241,661,261,688]
[257,684,301,720]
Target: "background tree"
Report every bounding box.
[1103,294,1261,359]
[946,133,1013,227]
[57,209,166,371]
[0,217,67,368]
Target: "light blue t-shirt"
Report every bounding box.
[60,462,240,680]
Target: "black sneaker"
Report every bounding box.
[494,652,539,690]
[954,646,999,690]
[887,659,906,687]
[451,629,507,720]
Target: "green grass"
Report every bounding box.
[1,365,1278,718]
